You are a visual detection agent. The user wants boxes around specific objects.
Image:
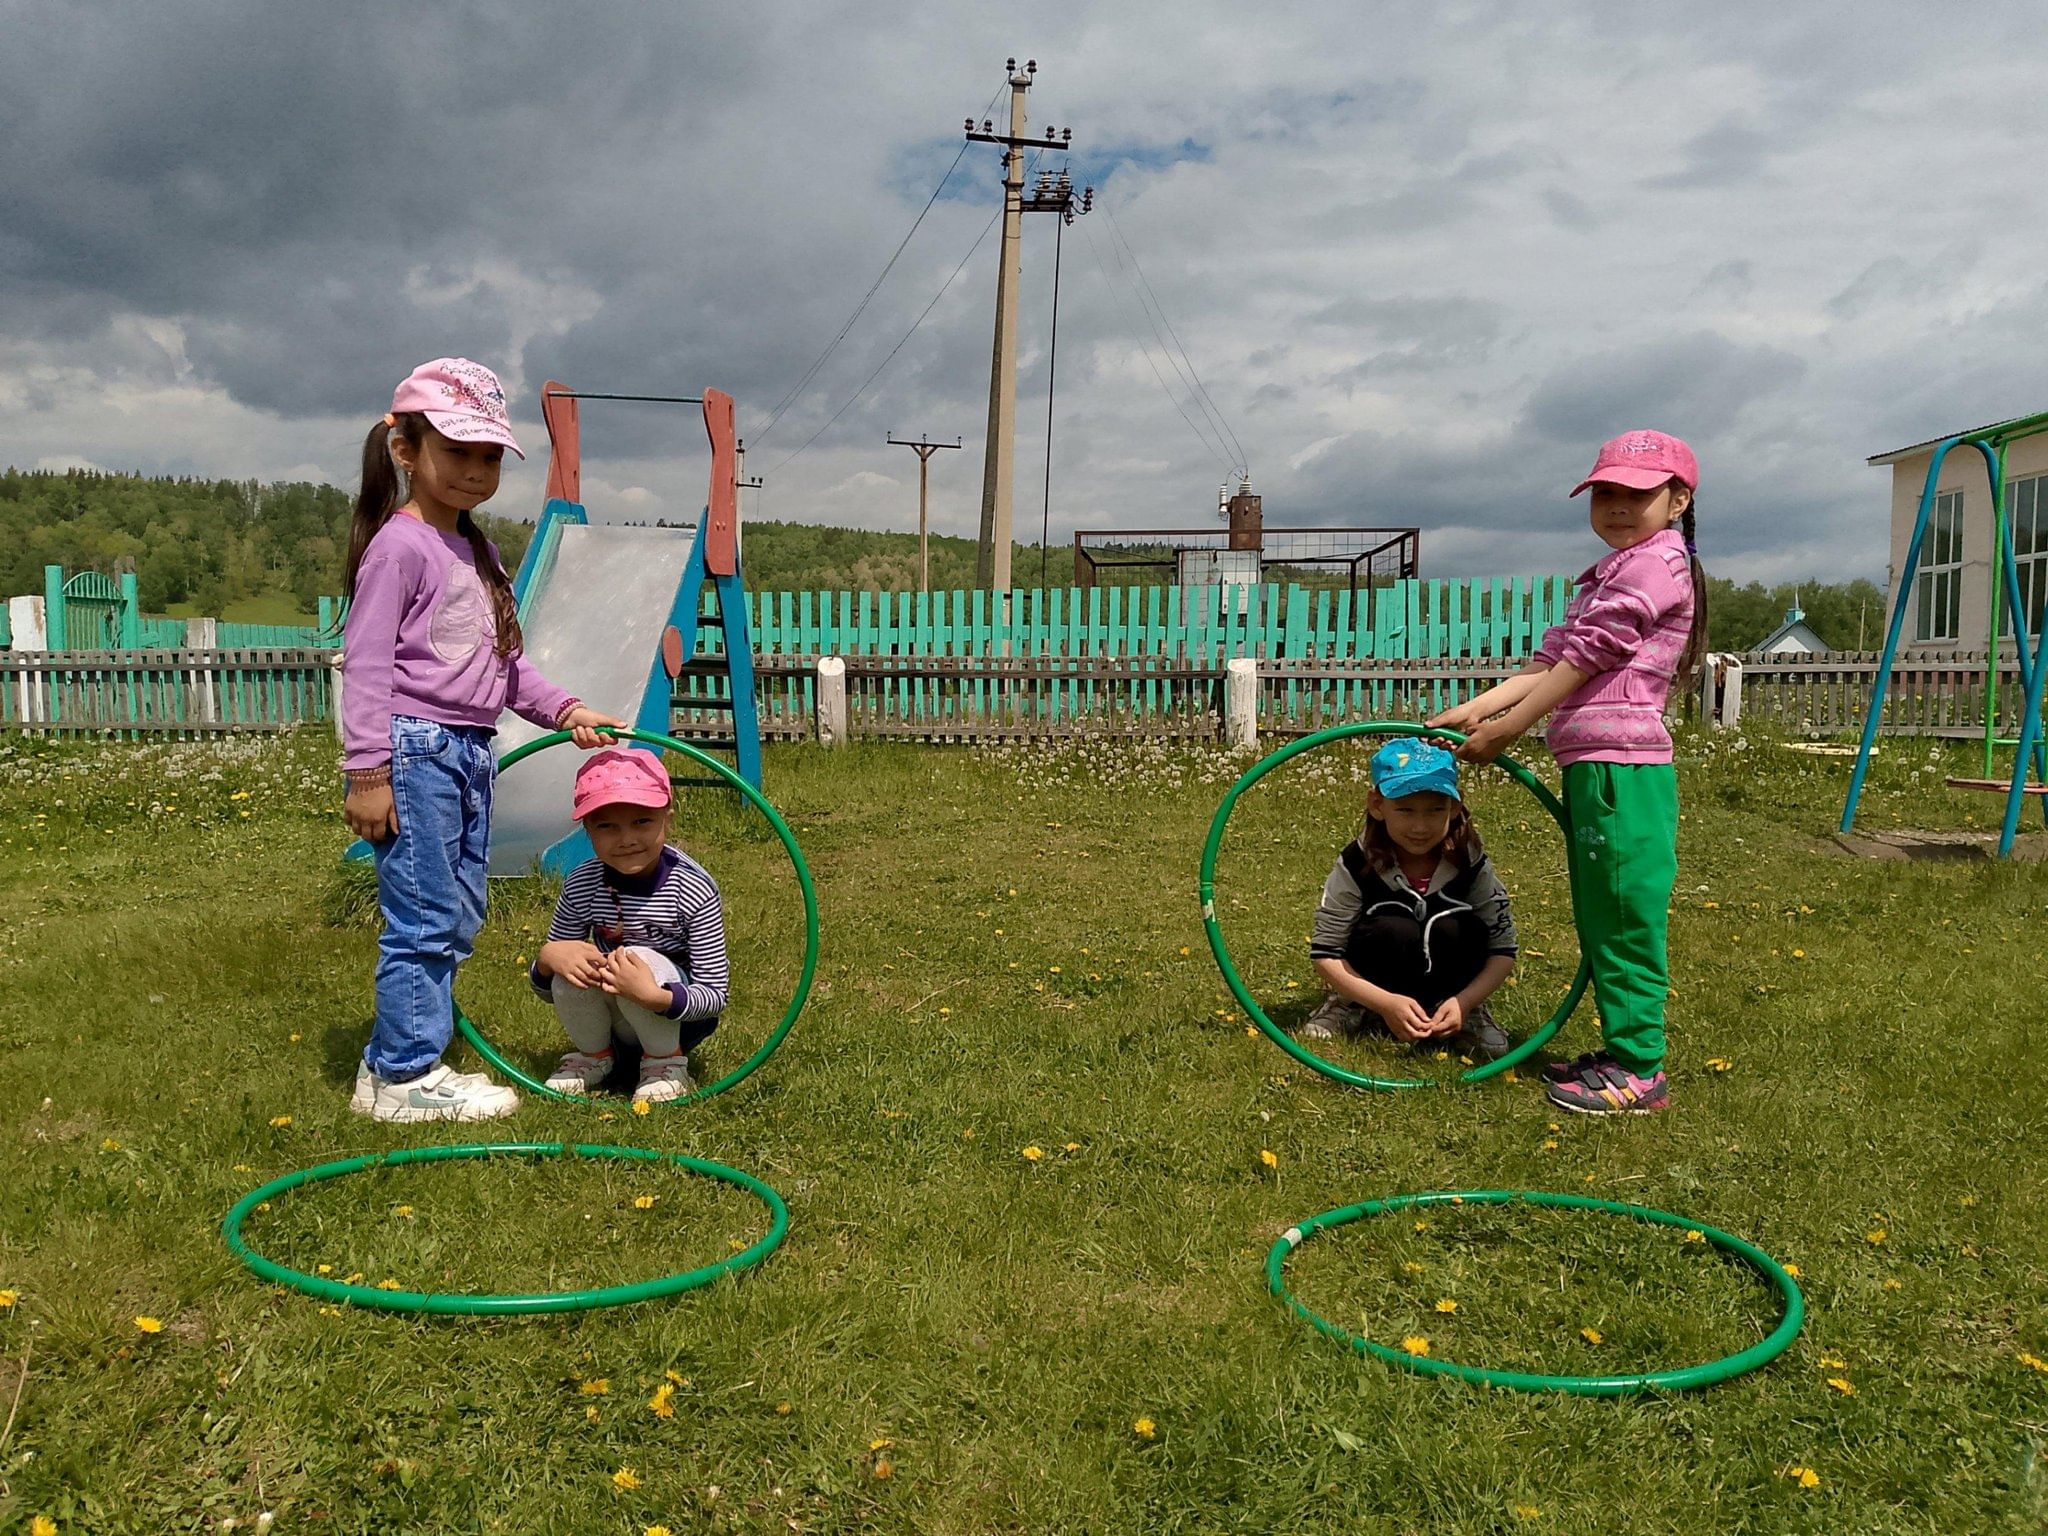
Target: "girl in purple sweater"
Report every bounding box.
[339,358,621,1123]
[1431,430,1706,1116]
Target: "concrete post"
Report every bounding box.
[816,655,848,748]
[330,653,345,742]
[1224,656,1258,749]
[1717,657,1743,729]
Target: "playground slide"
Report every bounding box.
[487,521,695,875]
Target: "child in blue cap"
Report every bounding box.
[1297,737,1520,1058]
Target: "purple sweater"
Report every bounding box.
[340,514,576,770]
[1530,528,1694,767]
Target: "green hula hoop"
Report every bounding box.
[455,727,819,1108]
[222,1141,788,1315]
[1267,1189,1804,1396]
[1200,720,1590,1091]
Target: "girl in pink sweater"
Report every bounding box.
[1431,430,1706,1115]
[340,358,622,1123]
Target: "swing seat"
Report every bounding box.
[1944,777,2048,795]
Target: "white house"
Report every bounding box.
[1755,605,1829,656]
[1871,422,2048,652]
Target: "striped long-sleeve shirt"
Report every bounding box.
[1531,527,1694,766]
[528,847,728,1021]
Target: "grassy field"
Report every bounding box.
[1,725,2045,1534]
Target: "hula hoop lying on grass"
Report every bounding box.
[456,727,818,1108]
[222,1142,788,1315]
[1267,1189,1804,1396]
[1200,720,1590,1091]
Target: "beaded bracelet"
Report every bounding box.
[344,765,392,789]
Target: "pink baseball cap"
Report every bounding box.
[571,748,672,821]
[390,357,524,459]
[1570,429,1697,497]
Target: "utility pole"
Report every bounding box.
[965,59,1078,593]
[887,433,962,591]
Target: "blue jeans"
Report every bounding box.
[365,716,495,1081]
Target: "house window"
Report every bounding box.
[2008,473,2048,640]
[1914,489,1962,643]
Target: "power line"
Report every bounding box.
[1077,217,1237,474]
[1097,200,1249,476]
[752,84,1006,447]
[765,177,1023,478]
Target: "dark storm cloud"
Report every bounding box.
[1520,333,1806,445]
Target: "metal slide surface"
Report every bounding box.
[488,522,693,875]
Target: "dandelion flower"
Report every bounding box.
[633,1100,651,1116]
[133,1316,163,1334]
[1683,1230,1705,1244]
[1580,1327,1603,1344]
[1792,948,1805,959]
[1783,1264,1800,1278]
[1435,1298,1459,1314]
[1512,1506,1541,1520]
[0,1289,16,1308]
[775,1400,793,1414]
[648,1382,676,1418]
[585,1405,601,1424]
[1827,1377,1854,1395]
[32,1517,56,1536]
[646,1526,675,1536]
[1401,1336,1431,1357]
[316,1264,333,1275]
[580,1378,611,1396]
[634,1195,657,1210]
[1132,1416,1156,1439]
[1542,1139,1559,1151]
[100,1138,121,1152]
[1819,1353,1845,1368]
[394,1205,414,1218]
[1784,1466,1820,1489]
[612,1467,641,1491]
[1882,1278,1901,1291]
[269,1116,292,1128]
[869,1437,894,1450]
[873,1460,894,1479]
[1021,1146,1044,1162]
[375,1279,401,1291]
[343,1272,363,1285]
[1866,1228,1887,1245]
[1413,1220,1428,1233]
[1260,1149,1278,1169]
[1706,1057,1732,1072]
[1401,1261,1425,1275]
[2018,1352,2048,1374]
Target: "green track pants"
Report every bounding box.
[1562,761,1679,1075]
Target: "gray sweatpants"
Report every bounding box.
[552,945,684,1057]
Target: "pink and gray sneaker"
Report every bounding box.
[1541,1049,1617,1086]
[1545,1057,1669,1115]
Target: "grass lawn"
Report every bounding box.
[160,592,319,626]
[1,725,2044,1534]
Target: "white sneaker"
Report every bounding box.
[350,1062,519,1123]
[633,1053,693,1104]
[545,1050,614,1095]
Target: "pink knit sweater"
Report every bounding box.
[1530,528,1694,766]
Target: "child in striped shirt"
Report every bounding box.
[530,748,729,1104]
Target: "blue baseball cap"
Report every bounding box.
[1369,738,1460,801]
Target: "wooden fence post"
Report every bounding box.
[1225,657,1258,749]
[1700,653,1720,725]
[816,656,848,748]
[329,653,345,742]
[188,619,219,724]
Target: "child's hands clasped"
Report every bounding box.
[598,947,672,1011]
[537,939,606,989]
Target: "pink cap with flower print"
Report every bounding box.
[1569,429,1697,498]
[390,357,524,459]
[571,748,673,821]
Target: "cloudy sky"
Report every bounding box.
[5,1,2044,582]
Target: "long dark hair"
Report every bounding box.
[1361,793,1486,873]
[1676,492,1707,685]
[342,412,522,656]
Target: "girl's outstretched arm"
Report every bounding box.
[1430,662,1549,733]
[1454,661,1589,763]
